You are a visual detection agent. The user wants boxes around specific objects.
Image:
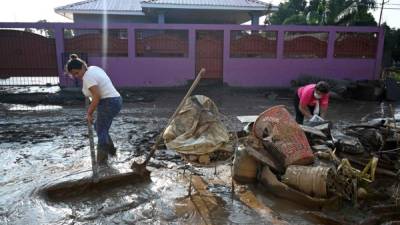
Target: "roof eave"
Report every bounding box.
[141,3,277,12]
[55,9,145,16]
[54,9,74,20]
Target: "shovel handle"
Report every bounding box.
[141,68,205,165]
[86,97,98,179]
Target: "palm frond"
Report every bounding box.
[334,1,358,24]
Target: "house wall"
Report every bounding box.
[0,23,384,88]
[72,10,253,25]
[162,9,251,24]
[73,14,156,24]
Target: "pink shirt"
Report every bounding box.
[297,84,329,109]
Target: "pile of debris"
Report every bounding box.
[159,94,400,222]
[233,105,400,213]
[162,95,234,166]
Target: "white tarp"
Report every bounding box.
[163,95,231,155]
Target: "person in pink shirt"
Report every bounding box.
[294,81,330,124]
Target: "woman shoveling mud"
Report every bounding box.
[66,54,122,164]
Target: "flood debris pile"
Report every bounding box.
[324,116,400,181]
[233,105,337,205]
[162,95,234,166]
[233,104,400,223]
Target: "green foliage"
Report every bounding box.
[270,0,307,25]
[384,24,400,50]
[383,23,400,64]
[64,29,74,39]
[37,20,54,38]
[283,14,308,25]
[391,71,400,81]
[349,12,377,26]
[271,0,377,26]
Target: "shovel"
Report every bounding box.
[39,98,146,201]
[131,68,205,177]
[86,97,99,180]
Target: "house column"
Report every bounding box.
[157,10,166,24]
[189,28,196,78]
[277,29,284,59]
[327,30,336,59]
[249,11,261,25]
[128,25,135,60]
[54,25,66,87]
[374,27,385,79]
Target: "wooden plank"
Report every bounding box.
[245,146,284,173]
[190,175,288,225]
[236,188,289,225]
[300,125,327,138]
[188,175,220,225]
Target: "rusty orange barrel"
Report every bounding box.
[252,105,314,167]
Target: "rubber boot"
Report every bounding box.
[97,144,108,165]
[107,137,117,157]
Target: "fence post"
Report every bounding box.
[223,29,230,83]
[374,27,385,79]
[128,25,135,61]
[54,25,65,87]
[327,30,336,59]
[276,29,284,59]
[189,28,196,78]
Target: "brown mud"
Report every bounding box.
[0,87,395,224]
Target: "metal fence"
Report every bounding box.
[0,76,59,86]
[0,28,59,89]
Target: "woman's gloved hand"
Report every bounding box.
[309,115,324,122]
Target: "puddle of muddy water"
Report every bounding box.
[0,85,60,94]
[6,104,63,111]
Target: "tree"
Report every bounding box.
[270,0,307,24]
[304,0,326,25]
[263,3,274,25]
[383,23,400,66]
[283,14,308,25]
[270,0,377,26]
[37,20,55,38]
[24,28,34,33]
[333,0,376,26]
[64,29,74,39]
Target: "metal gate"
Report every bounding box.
[0,29,58,86]
[195,30,224,79]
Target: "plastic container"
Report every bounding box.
[282,165,334,198]
[233,145,258,183]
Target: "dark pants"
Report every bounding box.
[293,91,315,124]
[94,97,122,152]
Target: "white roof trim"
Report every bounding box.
[55,9,145,16]
[141,2,274,11]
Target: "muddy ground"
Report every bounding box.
[0,87,394,225]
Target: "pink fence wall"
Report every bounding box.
[0,22,384,87]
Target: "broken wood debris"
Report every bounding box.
[178,174,288,225]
